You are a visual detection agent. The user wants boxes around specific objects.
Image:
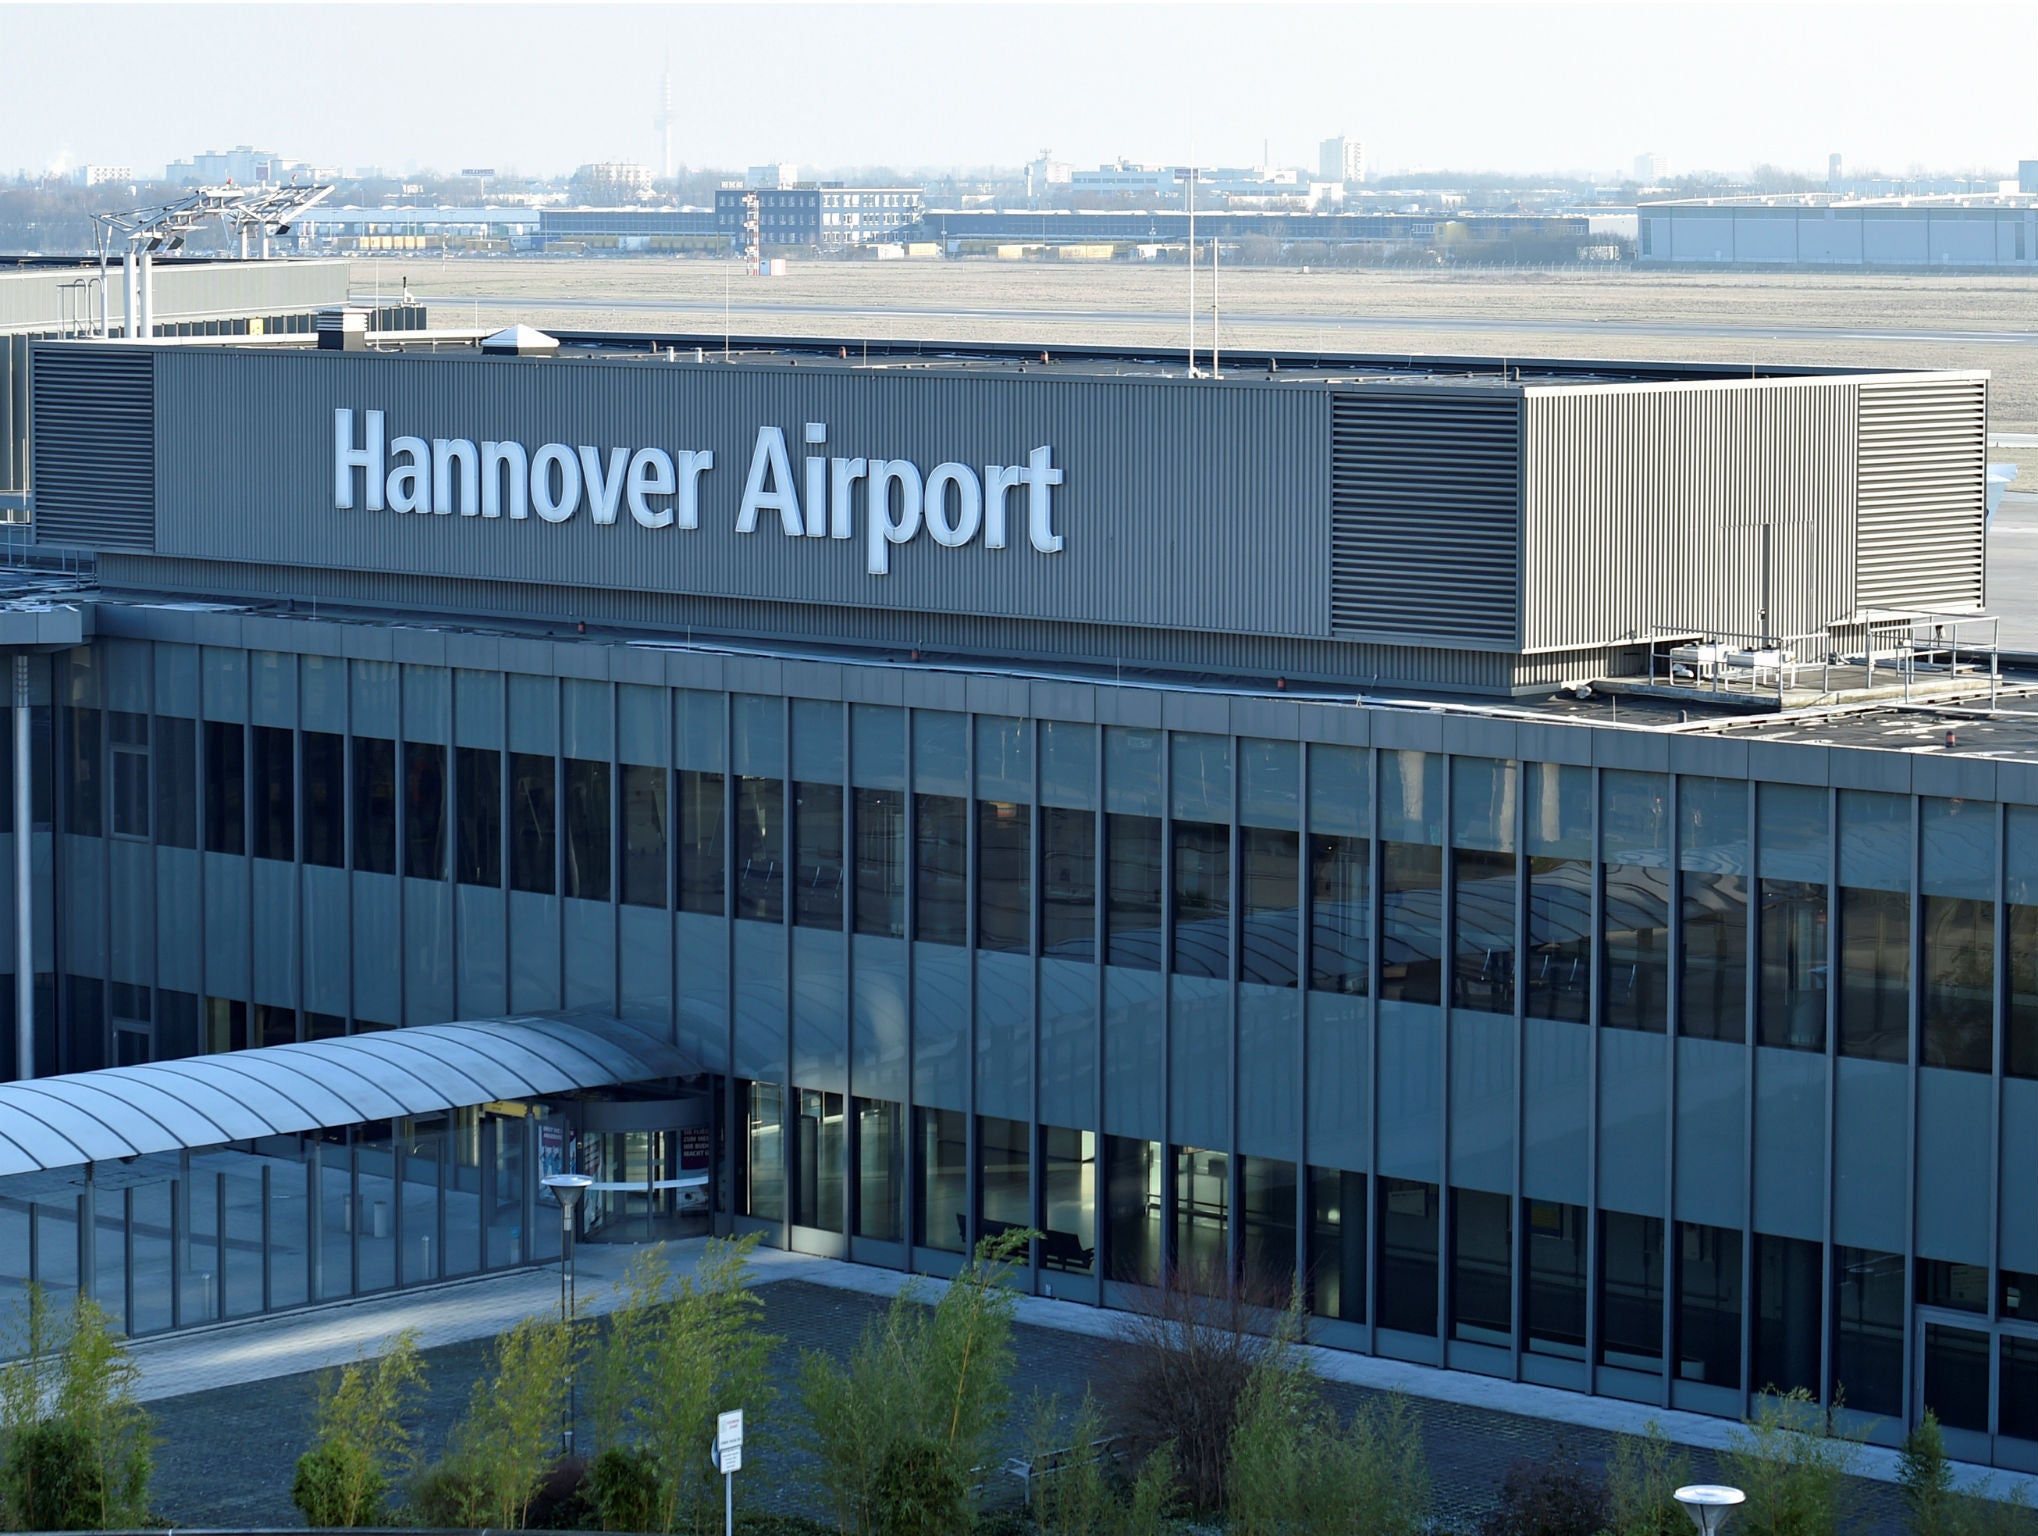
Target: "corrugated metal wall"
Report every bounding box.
[30,349,155,549]
[147,347,1336,642]
[0,259,351,335]
[1521,380,1859,652]
[1856,374,1988,612]
[1328,388,1521,649]
[0,334,26,496]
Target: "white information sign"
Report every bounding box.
[716,1409,744,1475]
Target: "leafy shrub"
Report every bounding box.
[1478,1445,1607,1536]
[588,1445,660,1533]
[870,1437,968,1536]
[402,1456,488,1529]
[0,1284,153,1532]
[291,1440,383,1530]
[3,1418,107,1532]
[426,1311,575,1529]
[1722,1389,1864,1536]
[291,1327,426,1528]
[525,1453,592,1530]
[1606,1423,1692,1536]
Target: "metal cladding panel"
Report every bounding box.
[0,259,349,334]
[1521,379,1858,653]
[148,348,1333,641]
[30,345,156,549]
[1856,375,1987,612]
[1328,388,1521,648]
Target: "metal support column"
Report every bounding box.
[137,252,154,339]
[122,250,138,338]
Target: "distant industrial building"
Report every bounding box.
[746,163,799,191]
[573,163,657,204]
[1639,195,2038,269]
[77,165,133,189]
[2022,160,2038,196]
[1320,136,1367,185]
[910,208,1604,258]
[715,185,925,252]
[165,146,299,187]
[1632,152,1669,184]
[539,207,721,251]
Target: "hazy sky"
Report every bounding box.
[3,2,2030,181]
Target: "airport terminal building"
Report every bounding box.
[2,323,2035,1468]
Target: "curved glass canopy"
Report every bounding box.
[0,1014,694,1177]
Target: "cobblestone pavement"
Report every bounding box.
[138,1244,2013,1533]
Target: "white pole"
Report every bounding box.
[1211,235,1220,376]
[122,249,138,338]
[14,655,31,1082]
[1186,169,1196,376]
[138,252,154,339]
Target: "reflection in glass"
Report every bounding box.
[1599,1211,1664,1371]
[1241,1156,1297,1293]
[1602,866,1671,1031]
[1172,822,1230,979]
[1310,834,1368,994]
[735,776,784,922]
[1241,828,1300,988]
[1525,1199,1586,1359]
[742,1082,785,1221]
[1680,872,1748,1041]
[1380,843,1443,1005]
[620,764,667,907]
[977,801,1030,953]
[1753,1232,1821,1397]
[1526,856,1592,1022]
[1677,1222,1742,1389]
[853,788,905,937]
[302,731,344,868]
[1106,814,1164,970]
[406,743,448,881]
[853,1098,902,1242]
[1451,1189,1511,1345]
[154,715,197,849]
[1833,1245,1904,1416]
[793,783,845,930]
[509,753,556,895]
[1041,1127,1096,1274]
[1452,848,1516,1013]
[1923,1324,1991,1434]
[678,770,726,914]
[794,1088,845,1230]
[1308,1167,1366,1323]
[1922,895,1992,1071]
[353,737,395,874]
[1040,807,1096,960]
[1838,887,1909,1062]
[561,758,608,900]
[1104,1136,1162,1285]
[980,1115,1031,1235]
[913,794,966,945]
[1758,880,1828,1051]
[916,1106,967,1252]
[1174,1146,1230,1288]
[1378,1178,1439,1336]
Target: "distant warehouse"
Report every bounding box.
[1639,194,2038,269]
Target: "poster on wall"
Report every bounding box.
[680,1125,712,1172]
[539,1123,566,1181]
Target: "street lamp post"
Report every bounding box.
[1674,1484,1746,1536]
[541,1172,594,1459]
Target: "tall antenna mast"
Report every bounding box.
[654,54,676,182]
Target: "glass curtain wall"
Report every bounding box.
[2012,807,2038,1079]
[1758,785,1829,1051]
[853,1098,903,1242]
[1451,758,1516,1014]
[1921,797,1993,1072]
[1105,728,1164,970]
[1378,751,1443,1005]
[1039,722,1097,962]
[1308,1167,1366,1323]
[1378,1177,1439,1336]
[1837,791,1910,1063]
[1171,734,1231,980]
[1602,771,1670,1031]
[1525,1199,1587,1359]
[1524,762,1592,1022]
[1680,777,1750,1041]
[1239,740,1301,989]
[1677,1222,1743,1389]
[1308,745,1369,995]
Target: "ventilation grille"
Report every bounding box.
[1857,376,1985,611]
[1329,391,1519,646]
[30,348,155,551]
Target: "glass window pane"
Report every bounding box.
[678,769,725,914]
[1451,757,1516,852]
[1453,847,1516,1013]
[1041,1127,1096,1275]
[1922,895,1991,1072]
[735,777,784,922]
[1041,807,1095,960]
[1451,1188,1512,1345]
[1837,886,1909,1063]
[1680,776,1749,874]
[1759,880,1828,1051]
[251,726,293,861]
[854,1097,903,1242]
[509,752,556,895]
[1241,1155,1297,1294]
[1242,827,1300,988]
[1240,740,1300,831]
[1833,1246,1904,1416]
[1525,1200,1586,1359]
[1308,1167,1366,1323]
[353,737,395,875]
[1308,743,1368,838]
[980,1115,1030,1233]
[1527,856,1592,1022]
[154,716,196,849]
[1378,750,1440,845]
[1378,1177,1439,1336]
[1604,864,1671,1032]
[741,1081,785,1221]
[559,757,608,900]
[1309,833,1368,995]
[913,793,965,945]
[1106,813,1163,969]
[110,712,148,840]
[1677,1222,1742,1390]
[1172,822,1230,978]
[455,746,501,887]
[1175,1146,1230,1289]
[977,801,1030,952]
[794,783,845,929]
[916,1106,967,1252]
[1381,842,1443,1005]
[620,764,668,908]
[204,721,245,855]
[1171,734,1230,823]
[1039,721,1096,810]
[1602,771,1668,864]
[1681,871,1748,1042]
[853,788,905,937]
[1923,1325,1991,1435]
[794,1089,845,1231]
[2003,1337,2038,1443]
[301,731,343,868]
[1600,1211,1664,1371]
[405,742,448,881]
[1753,1233,1822,1397]
[1105,1136,1162,1285]
[64,707,101,837]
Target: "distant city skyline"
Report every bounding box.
[4,2,2032,183]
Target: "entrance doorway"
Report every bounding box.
[581,1126,712,1243]
[1915,1308,2038,1471]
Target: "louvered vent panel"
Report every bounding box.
[30,347,155,551]
[1328,391,1519,646]
[1857,377,1985,611]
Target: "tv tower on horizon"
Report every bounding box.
[654,54,675,182]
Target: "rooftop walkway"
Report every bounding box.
[121,1237,2030,1500]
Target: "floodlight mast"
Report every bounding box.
[90,183,333,338]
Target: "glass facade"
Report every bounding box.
[15,641,2038,1465]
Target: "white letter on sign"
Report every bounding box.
[626,448,677,529]
[923,463,982,548]
[736,426,802,536]
[866,460,923,575]
[335,408,385,511]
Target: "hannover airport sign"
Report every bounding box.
[333,409,1066,576]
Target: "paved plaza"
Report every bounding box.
[118,1238,2035,1531]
